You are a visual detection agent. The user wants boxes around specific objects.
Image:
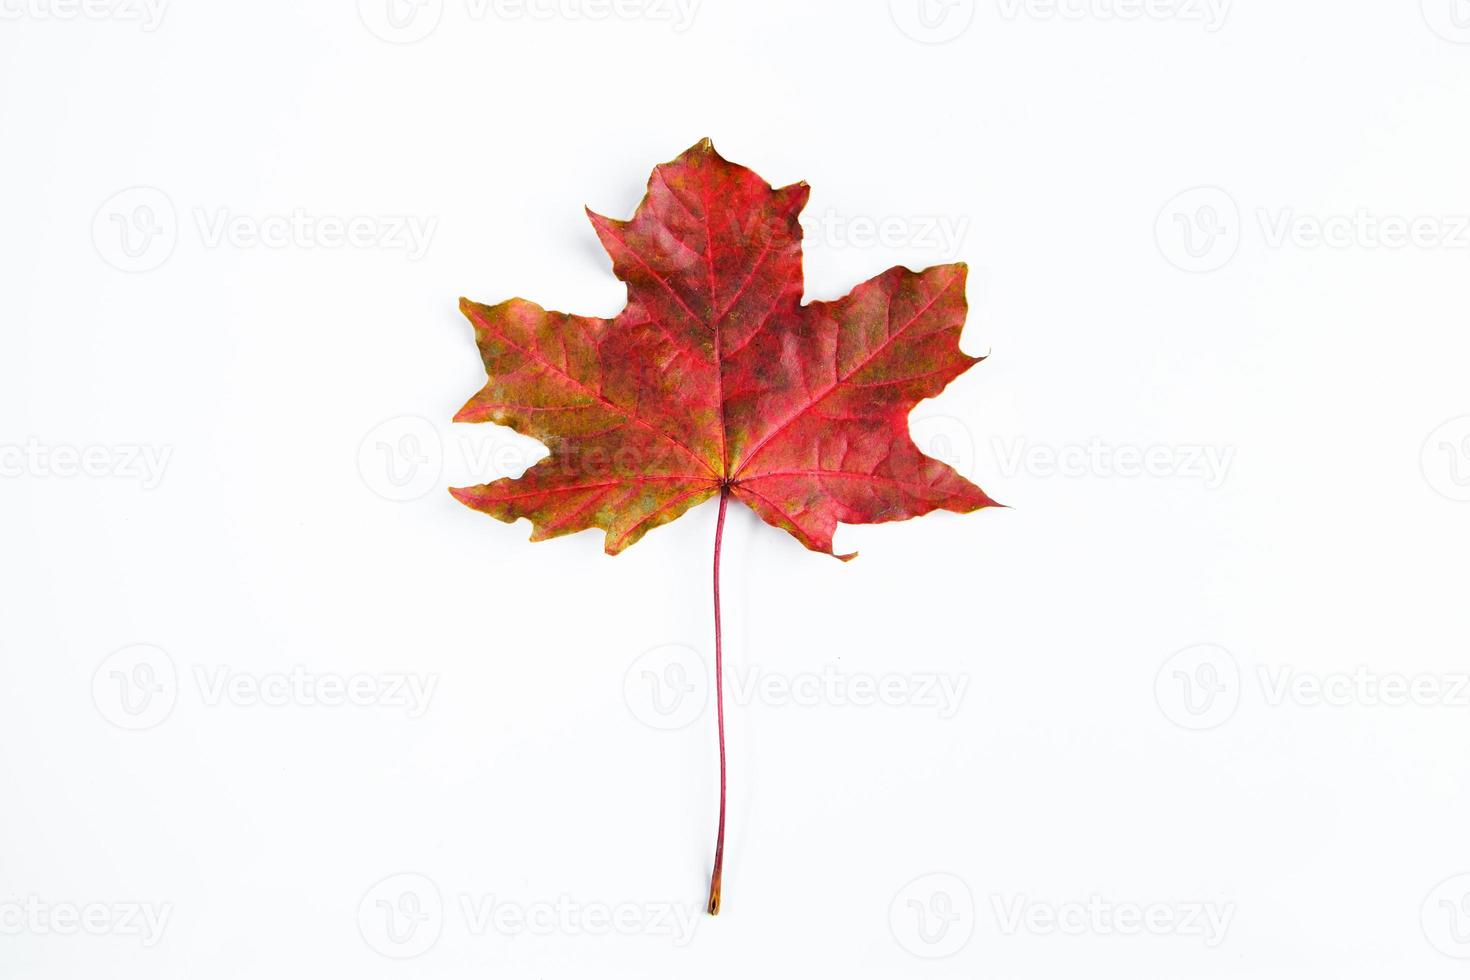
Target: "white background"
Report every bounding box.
[3,0,1470,976]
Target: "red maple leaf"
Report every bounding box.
[451,139,999,913]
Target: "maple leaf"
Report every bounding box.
[449,140,1000,914]
[450,138,997,559]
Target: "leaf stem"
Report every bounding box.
[707,486,730,915]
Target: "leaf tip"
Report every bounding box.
[776,180,812,216]
[962,491,1007,514]
[584,205,625,234]
[684,136,727,166]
